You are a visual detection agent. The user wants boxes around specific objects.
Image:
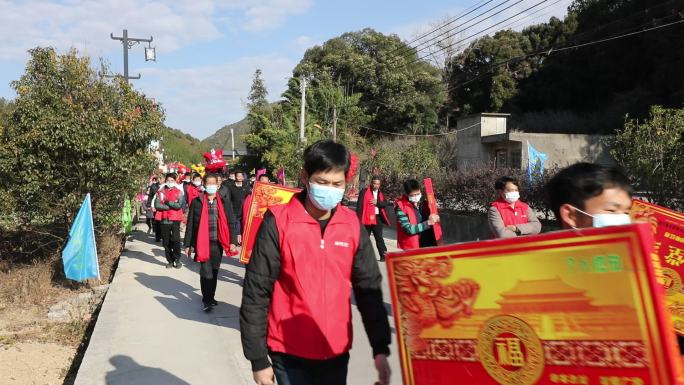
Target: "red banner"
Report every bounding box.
[631,199,684,336]
[239,182,300,264]
[386,224,684,385]
[423,178,443,245]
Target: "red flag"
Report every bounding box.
[276,167,286,185]
[255,168,267,179]
[423,178,443,245]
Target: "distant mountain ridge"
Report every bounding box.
[201,116,249,155]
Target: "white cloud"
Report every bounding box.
[137,54,295,139]
[290,35,317,54]
[0,0,224,61]
[236,0,313,32]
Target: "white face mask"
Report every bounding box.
[166,181,176,188]
[408,194,422,203]
[504,191,520,203]
[574,207,631,228]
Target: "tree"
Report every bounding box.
[610,106,684,209]
[291,28,445,135]
[248,69,269,112]
[0,47,164,230]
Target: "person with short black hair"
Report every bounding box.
[488,176,541,238]
[546,163,633,229]
[184,174,238,311]
[240,140,391,385]
[155,173,186,268]
[356,176,390,261]
[228,169,250,242]
[395,179,439,250]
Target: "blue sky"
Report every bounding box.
[0,0,570,139]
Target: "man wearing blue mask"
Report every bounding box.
[546,163,633,230]
[184,174,238,311]
[240,140,391,385]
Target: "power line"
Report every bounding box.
[394,0,552,71]
[361,120,482,137]
[387,0,524,65]
[392,0,494,53]
[446,15,684,94]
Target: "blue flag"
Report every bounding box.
[527,141,549,182]
[62,194,100,281]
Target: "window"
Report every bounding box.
[511,150,522,169]
[495,149,507,169]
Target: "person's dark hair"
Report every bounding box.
[303,140,351,176]
[234,169,243,175]
[371,175,381,183]
[546,162,633,223]
[495,176,519,190]
[151,177,157,182]
[403,179,421,195]
[165,173,177,180]
[203,173,218,184]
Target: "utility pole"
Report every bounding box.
[230,128,235,160]
[110,29,154,82]
[299,76,307,146]
[332,106,338,142]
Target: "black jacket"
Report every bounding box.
[355,187,390,225]
[239,193,391,371]
[184,194,238,247]
[146,182,160,206]
[228,182,251,216]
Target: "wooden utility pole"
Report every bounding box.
[299,76,307,146]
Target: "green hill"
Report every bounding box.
[201,117,249,157]
[161,126,204,165]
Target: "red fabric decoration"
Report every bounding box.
[195,193,237,262]
[347,152,359,183]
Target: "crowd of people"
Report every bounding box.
[139,139,641,385]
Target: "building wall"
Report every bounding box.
[511,132,614,168]
[456,115,486,169]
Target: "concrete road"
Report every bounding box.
[74,224,402,385]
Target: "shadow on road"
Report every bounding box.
[133,272,241,331]
[105,355,190,385]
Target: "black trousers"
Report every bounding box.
[154,220,162,241]
[270,352,349,385]
[160,221,181,263]
[199,241,223,304]
[365,224,387,260]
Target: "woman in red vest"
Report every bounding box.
[356,176,390,261]
[488,176,541,238]
[395,179,440,250]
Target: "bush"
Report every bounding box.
[0,47,163,231]
[610,106,684,210]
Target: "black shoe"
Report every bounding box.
[202,302,213,312]
[174,260,182,269]
[379,257,386,262]
[210,299,218,307]
[165,263,173,269]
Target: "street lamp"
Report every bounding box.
[145,42,156,62]
[109,29,155,82]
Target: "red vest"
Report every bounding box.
[395,196,421,250]
[161,186,184,222]
[360,188,390,226]
[267,196,360,360]
[491,199,530,227]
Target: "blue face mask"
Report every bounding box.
[308,182,345,211]
[204,185,218,195]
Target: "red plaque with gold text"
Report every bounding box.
[239,182,300,264]
[386,224,684,385]
[631,199,684,336]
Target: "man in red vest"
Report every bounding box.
[395,179,440,250]
[356,176,390,261]
[240,140,391,385]
[154,173,186,269]
[488,176,541,238]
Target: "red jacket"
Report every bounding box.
[395,196,421,250]
[186,185,201,209]
[357,187,390,226]
[267,197,360,359]
[161,187,185,222]
[491,199,531,227]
